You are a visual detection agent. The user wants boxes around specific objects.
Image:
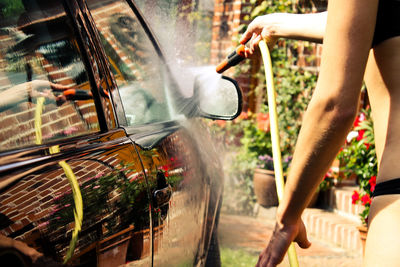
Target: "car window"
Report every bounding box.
[0,1,99,152]
[87,0,173,127]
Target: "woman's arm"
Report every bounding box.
[0,81,71,112]
[240,11,327,52]
[254,0,379,265]
[279,0,378,222]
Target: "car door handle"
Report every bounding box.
[153,185,172,207]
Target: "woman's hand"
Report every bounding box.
[239,12,327,59]
[28,80,71,104]
[12,238,43,263]
[0,234,43,263]
[256,219,311,267]
[239,15,279,58]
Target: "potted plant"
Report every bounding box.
[253,154,276,207]
[215,111,274,214]
[253,153,293,207]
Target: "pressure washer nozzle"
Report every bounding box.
[216,44,246,74]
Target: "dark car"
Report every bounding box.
[0,0,241,266]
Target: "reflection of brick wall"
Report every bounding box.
[0,102,88,149]
[210,0,249,67]
[210,0,256,111]
[90,2,136,72]
[0,160,110,238]
[0,27,98,150]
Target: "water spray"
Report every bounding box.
[215,44,246,73]
[216,41,300,266]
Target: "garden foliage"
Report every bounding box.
[213,0,319,215]
[338,107,377,225]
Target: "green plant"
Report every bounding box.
[217,111,273,214]
[220,247,258,267]
[218,0,319,215]
[237,0,319,159]
[318,168,335,192]
[47,162,150,235]
[337,107,377,225]
[0,0,24,18]
[206,0,324,215]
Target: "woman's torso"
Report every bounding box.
[365,37,400,183]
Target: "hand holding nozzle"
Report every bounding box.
[215,44,246,74]
[215,35,276,74]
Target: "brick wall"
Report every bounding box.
[210,0,248,66]
[0,16,99,151]
[210,0,257,111]
[0,159,110,237]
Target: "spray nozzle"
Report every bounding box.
[216,44,246,74]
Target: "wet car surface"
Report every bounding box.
[0,0,241,266]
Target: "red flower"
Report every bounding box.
[361,194,371,206]
[369,176,376,192]
[352,190,360,204]
[324,168,333,180]
[365,142,371,150]
[161,165,169,171]
[356,129,365,141]
[256,113,270,132]
[353,113,366,128]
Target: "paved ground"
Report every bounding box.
[218,206,363,267]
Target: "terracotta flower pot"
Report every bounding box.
[357,225,368,255]
[253,168,279,207]
[97,225,134,267]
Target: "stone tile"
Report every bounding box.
[219,205,363,266]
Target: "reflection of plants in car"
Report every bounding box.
[139,149,184,189]
[47,162,149,236]
[7,35,87,85]
[48,168,119,231]
[0,0,24,18]
[109,13,147,60]
[108,13,149,78]
[118,172,149,228]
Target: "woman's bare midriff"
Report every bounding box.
[363,36,400,266]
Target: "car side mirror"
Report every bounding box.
[194,75,242,120]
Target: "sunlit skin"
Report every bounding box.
[0,234,43,263]
[240,0,400,266]
[0,80,71,112]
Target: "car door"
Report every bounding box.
[0,1,152,266]
[84,0,225,266]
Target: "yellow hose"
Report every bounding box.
[259,40,299,267]
[34,97,45,145]
[35,96,83,263]
[51,146,84,264]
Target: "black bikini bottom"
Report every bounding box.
[372,0,400,47]
[372,178,400,197]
